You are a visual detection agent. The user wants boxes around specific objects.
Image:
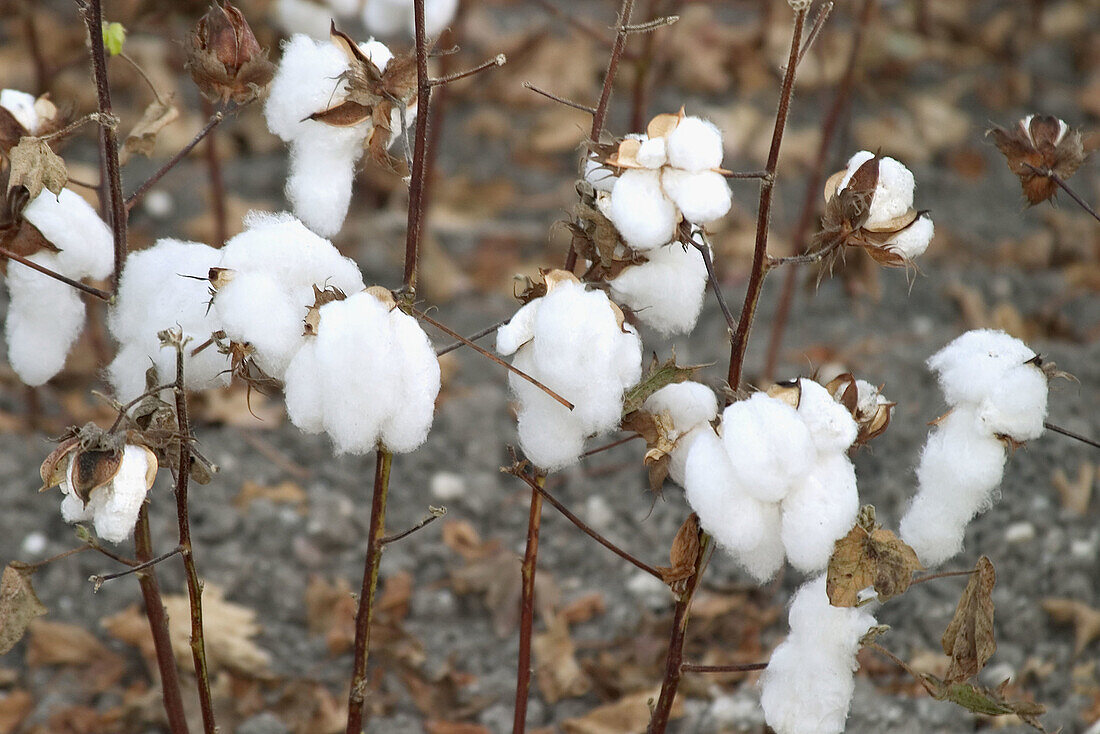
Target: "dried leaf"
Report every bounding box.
[7,137,67,201]
[656,513,700,588]
[560,593,606,626]
[922,676,1047,731]
[1050,462,1094,515]
[119,98,179,165]
[163,584,272,677]
[942,556,997,684]
[303,575,356,656]
[620,355,702,416]
[0,564,46,655]
[25,619,107,667]
[0,689,33,734]
[826,511,923,607]
[233,479,307,513]
[561,689,683,734]
[307,101,372,127]
[533,614,591,703]
[1041,598,1100,655]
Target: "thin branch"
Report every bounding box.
[345,447,393,734]
[686,229,736,336]
[909,569,976,587]
[582,433,642,457]
[402,0,434,293]
[90,545,184,591]
[1023,163,1100,224]
[118,51,164,105]
[17,545,90,572]
[522,83,596,115]
[0,246,112,301]
[1043,421,1100,450]
[105,382,177,432]
[430,54,506,87]
[681,662,768,673]
[379,506,446,546]
[411,306,575,410]
[512,471,544,734]
[436,318,507,356]
[723,170,771,180]
[796,1,834,66]
[509,464,663,579]
[125,112,224,212]
[767,245,835,268]
[621,15,679,33]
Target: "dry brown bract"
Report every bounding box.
[186,1,275,105]
[988,114,1087,205]
[826,505,922,607]
[825,372,895,446]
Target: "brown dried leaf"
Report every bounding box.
[0,565,46,655]
[826,516,923,607]
[656,513,700,588]
[560,593,606,626]
[303,575,356,656]
[942,556,997,684]
[233,480,307,514]
[307,100,372,127]
[119,98,179,165]
[922,677,1047,731]
[561,689,683,734]
[7,137,67,201]
[1051,462,1094,515]
[0,689,33,734]
[25,619,107,667]
[1042,598,1100,655]
[533,614,591,703]
[164,584,272,677]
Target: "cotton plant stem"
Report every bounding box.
[435,319,507,356]
[1022,163,1100,224]
[171,345,217,734]
[345,447,393,734]
[0,247,112,301]
[403,0,434,293]
[78,0,127,293]
[763,0,874,380]
[512,472,545,734]
[1044,421,1100,450]
[198,99,228,246]
[125,112,223,212]
[134,506,191,734]
[681,662,768,673]
[522,83,596,114]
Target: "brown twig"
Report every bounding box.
[1022,163,1100,224]
[796,1,834,66]
[170,340,217,734]
[1044,421,1100,450]
[402,0,434,293]
[0,247,112,301]
[379,506,446,546]
[727,7,807,391]
[133,506,191,734]
[125,112,224,212]
[78,0,127,293]
[685,228,736,336]
[17,545,91,572]
[681,662,769,673]
[430,54,506,87]
[90,545,185,591]
[522,82,597,115]
[763,0,875,380]
[512,470,545,734]
[411,306,575,410]
[435,318,507,356]
[582,433,642,456]
[345,447,393,734]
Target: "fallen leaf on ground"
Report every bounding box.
[233,479,307,513]
[561,689,683,734]
[942,556,997,684]
[0,689,32,734]
[0,564,46,655]
[164,584,271,677]
[1042,598,1100,655]
[304,575,356,656]
[560,593,606,626]
[1051,462,1095,515]
[534,614,591,703]
[25,619,107,667]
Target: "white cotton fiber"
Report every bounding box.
[644,381,718,486]
[660,168,732,225]
[760,575,876,734]
[213,272,305,378]
[274,0,335,39]
[1,89,39,132]
[666,116,724,172]
[636,136,667,169]
[780,453,859,573]
[284,131,366,237]
[838,151,915,227]
[886,213,934,261]
[608,242,708,334]
[585,157,617,193]
[737,526,787,583]
[498,278,642,470]
[22,189,113,279]
[795,378,858,454]
[5,253,85,386]
[60,445,152,544]
[608,169,679,251]
[926,329,1047,441]
[720,393,815,503]
[899,406,1007,567]
[283,289,440,453]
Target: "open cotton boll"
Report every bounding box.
[608,243,707,334]
[720,393,815,503]
[285,132,367,237]
[885,214,934,261]
[584,157,617,193]
[643,381,718,436]
[795,378,858,454]
[661,169,732,225]
[781,453,859,573]
[213,272,306,378]
[738,527,787,583]
[666,116,724,172]
[377,310,442,452]
[282,339,324,433]
[636,136,667,169]
[23,189,112,279]
[5,255,85,386]
[59,445,154,544]
[838,151,915,227]
[608,169,679,251]
[496,299,539,356]
[1,89,39,132]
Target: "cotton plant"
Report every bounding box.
[759,575,877,734]
[683,378,862,581]
[900,329,1050,567]
[496,270,643,470]
[264,28,417,236]
[0,89,60,150]
[638,381,719,487]
[4,189,112,386]
[283,286,440,454]
[607,238,709,335]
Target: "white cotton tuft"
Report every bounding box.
[608,169,679,251]
[213,272,305,378]
[585,157,617,193]
[644,381,718,487]
[838,151,915,227]
[284,132,365,237]
[107,239,229,401]
[795,378,858,454]
[780,453,859,573]
[760,576,875,734]
[661,168,732,225]
[899,406,1007,567]
[636,136,667,169]
[1,89,39,132]
[720,393,815,503]
[608,242,708,334]
[926,329,1048,441]
[59,445,153,544]
[22,189,113,279]
[283,289,440,453]
[499,279,642,470]
[5,253,85,386]
[665,116,724,172]
[885,213,934,261]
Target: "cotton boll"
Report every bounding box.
[668,423,708,487]
[898,494,966,569]
[795,378,858,454]
[213,272,306,378]
[283,339,324,433]
[92,446,153,544]
[885,214,933,261]
[660,169,732,225]
[496,300,540,355]
[22,189,112,279]
[837,150,874,190]
[378,308,442,453]
[5,253,86,386]
[781,453,859,573]
[636,136,667,169]
[608,169,679,251]
[1,89,39,132]
[838,151,915,227]
[266,35,358,140]
[585,157,617,193]
[720,393,815,503]
[666,116,724,172]
[643,381,718,435]
[608,243,708,334]
[285,134,366,237]
[737,517,786,582]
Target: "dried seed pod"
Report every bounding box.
[988,114,1088,205]
[186,2,275,105]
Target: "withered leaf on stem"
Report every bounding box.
[656,513,700,588]
[921,676,1047,732]
[942,556,996,684]
[0,563,47,655]
[620,354,702,416]
[119,98,180,165]
[826,511,923,607]
[7,137,67,201]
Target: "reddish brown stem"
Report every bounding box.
[134,506,191,734]
[0,247,112,300]
[78,0,127,293]
[403,0,434,293]
[512,473,545,734]
[345,447,393,734]
[126,112,223,212]
[763,0,874,380]
[681,662,768,673]
[726,9,807,391]
[200,99,227,246]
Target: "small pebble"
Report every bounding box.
[21,531,47,556]
[430,471,466,501]
[1004,521,1035,544]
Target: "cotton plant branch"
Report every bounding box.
[522,82,597,114]
[125,112,224,211]
[200,99,228,246]
[512,469,544,734]
[0,247,112,300]
[1022,162,1100,224]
